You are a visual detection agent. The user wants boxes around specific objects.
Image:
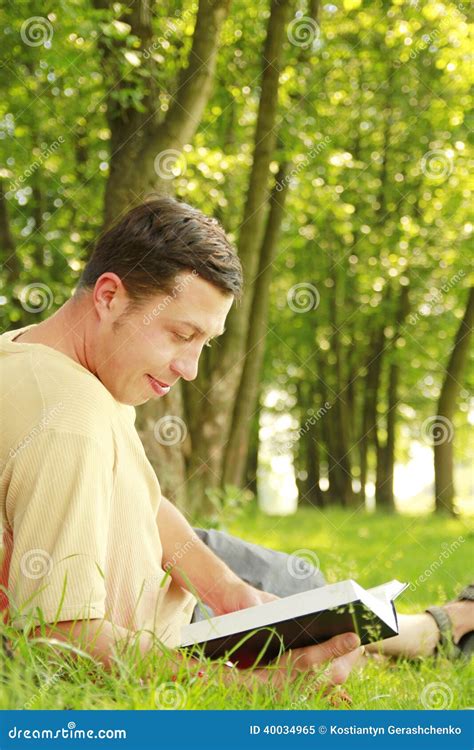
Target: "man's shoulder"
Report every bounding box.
[0,341,127,448]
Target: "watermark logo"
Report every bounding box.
[145,537,199,591]
[154,682,187,709]
[407,269,465,326]
[287,15,320,49]
[9,137,64,193]
[9,401,66,458]
[20,17,53,47]
[409,536,464,591]
[287,549,320,580]
[421,415,454,446]
[277,401,331,458]
[393,6,466,68]
[420,149,453,180]
[23,667,64,709]
[153,416,187,446]
[276,137,331,192]
[420,681,453,709]
[287,282,320,313]
[153,149,187,180]
[20,549,53,580]
[19,283,54,314]
[142,3,197,59]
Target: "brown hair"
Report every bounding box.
[77,198,243,303]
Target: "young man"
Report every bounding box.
[0,199,471,693]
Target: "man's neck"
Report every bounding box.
[15,297,97,374]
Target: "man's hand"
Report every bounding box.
[213,580,279,616]
[157,496,279,615]
[214,585,364,693]
[155,496,364,694]
[251,632,364,692]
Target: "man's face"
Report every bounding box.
[91,271,234,405]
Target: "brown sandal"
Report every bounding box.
[426,583,474,661]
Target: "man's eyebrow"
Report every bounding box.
[175,320,226,337]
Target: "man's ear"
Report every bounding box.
[93,273,127,321]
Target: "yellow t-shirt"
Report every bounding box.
[0,324,196,646]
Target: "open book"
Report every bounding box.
[180,579,408,665]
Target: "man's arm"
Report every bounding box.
[32,502,363,689]
[41,498,358,692]
[35,619,159,671]
[157,495,276,615]
[35,618,363,691]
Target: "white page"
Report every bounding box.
[180,579,361,646]
[368,580,408,603]
[181,578,407,647]
[354,582,399,633]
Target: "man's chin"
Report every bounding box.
[132,395,151,406]
[117,394,150,407]
[106,385,149,407]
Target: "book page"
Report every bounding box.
[180,579,361,646]
[367,580,408,603]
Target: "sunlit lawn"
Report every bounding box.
[226,505,473,612]
[1,507,472,711]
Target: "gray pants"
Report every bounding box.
[191,527,326,622]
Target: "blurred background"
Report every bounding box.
[1,0,472,526]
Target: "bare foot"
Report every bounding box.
[442,600,474,644]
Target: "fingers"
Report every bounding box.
[281,631,361,672]
[310,632,362,662]
[325,646,365,685]
[251,632,364,692]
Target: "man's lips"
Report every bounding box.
[146,374,171,396]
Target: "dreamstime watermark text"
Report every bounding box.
[409,536,465,591]
[143,271,198,326]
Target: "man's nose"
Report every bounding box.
[170,355,199,382]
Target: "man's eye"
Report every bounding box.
[174,333,191,343]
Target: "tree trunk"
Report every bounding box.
[0,177,26,328]
[222,162,290,487]
[244,402,261,496]
[375,283,410,510]
[183,0,292,514]
[93,0,232,508]
[222,0,321,494]
[357,93,393,505]
[327,260,354,506]
[136,381,190,512]
[295,402,324,508]
[358,325,385,504]
[93,0,232,225]
[434,286,474,514]
[0,179,19,282]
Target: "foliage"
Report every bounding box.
[0,0,472,511]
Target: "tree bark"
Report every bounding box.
[136,383,190,512]
[327,259,354,506]
[0,178,20,282]
[92,0,232,508]
[93,0,232,226]
[434,286,474,514]
[183,0,292,514]
[222,0,321,493]
[375,283,410,509]
[0,177,27,329]
[357,88,393,505]
[222,162,290,487]
[358,325,385,504]
[294,383,324,508]
[244,402,261,496]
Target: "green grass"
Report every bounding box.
[1,507,473,710]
